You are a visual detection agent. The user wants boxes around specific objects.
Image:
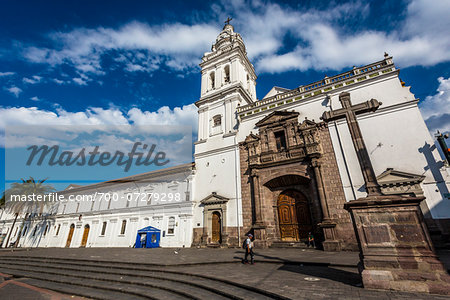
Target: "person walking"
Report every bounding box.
[243,233,254,264]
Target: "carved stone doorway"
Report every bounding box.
[65,224,75,248]
[277,190,312,241]
[80,224,90,247]
[211,211,222,243]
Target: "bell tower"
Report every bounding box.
[195,22,257,141]
[193,22,257,247]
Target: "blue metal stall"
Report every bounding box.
[135,226,161,248]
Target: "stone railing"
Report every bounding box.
[237,57,395,118]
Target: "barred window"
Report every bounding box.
[167,217,175,235]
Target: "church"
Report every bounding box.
[1,23,449,251]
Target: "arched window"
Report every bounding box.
[224,65,230,83]
[209,72,215,90]
[213,115,221,127]
[167,217,175,235]
[120,220,127,235]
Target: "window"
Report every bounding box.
[120,220,127,235]
[32,226,38,237]
[56,224,61,236]
[22,226,28,237]
[213,115,221,127]
[14,227,18,237]
[101,222,107,236]
[90,196,95,211]
[43,225,49,236]
[224,65,230,83]
[167,217,175,235]
[126,193,131,208]
[209,72,215,90]
[274,131,287,151]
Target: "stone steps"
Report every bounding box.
[0,256,285,300]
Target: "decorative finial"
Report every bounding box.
[225,17,232,25]
[384,52,389,58]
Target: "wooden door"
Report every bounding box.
[277,190,312,241]
[211,212,221,243]
[65,224,75,248]
[296,199,313,239]
[80,225,90,247]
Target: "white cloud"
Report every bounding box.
[23,75,42,84]
[219,0,450,73]
[128,104,198,130]
[22,22,218,78]
[73,77,88,86]
[30,96,40,101]
[5,86,22,97]
[52,78,65,85]
[0,72,15,77]
[0,103,198,148]
[14,0,450,78]
[419,77,450,135]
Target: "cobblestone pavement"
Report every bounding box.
[0,247,448,299]
[0,247,360,266]
[166,263,449,300]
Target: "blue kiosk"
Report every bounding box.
[135,226,161,248]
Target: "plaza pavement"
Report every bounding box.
[0,247,448,299]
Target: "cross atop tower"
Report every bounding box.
[225,17,232,25]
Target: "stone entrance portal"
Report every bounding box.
[239,110,355,250]
[277,190,312,241]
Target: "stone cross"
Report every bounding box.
[321,92,382,196]
[225,17,232,25]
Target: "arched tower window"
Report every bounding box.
[209,72,215,90]
[224,65,230,83]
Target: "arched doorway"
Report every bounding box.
[80,224,90,247]
[211,211,222,243]
[277,190,312,241]
[65,224,75,248]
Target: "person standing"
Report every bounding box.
[243,233,254,264]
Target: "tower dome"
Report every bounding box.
[211,23,246,53]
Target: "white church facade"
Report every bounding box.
[1,23,449,250]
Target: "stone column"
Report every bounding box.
[251,173,267,247]
[311,158,341,251]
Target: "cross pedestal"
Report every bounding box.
[322,92,450,295]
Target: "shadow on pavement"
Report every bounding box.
[278,264,362,286]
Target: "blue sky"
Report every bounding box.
[1,0,449,193]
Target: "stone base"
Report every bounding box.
[345,194,450,295]
[319,220,342,252]
[322,240,342,252]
